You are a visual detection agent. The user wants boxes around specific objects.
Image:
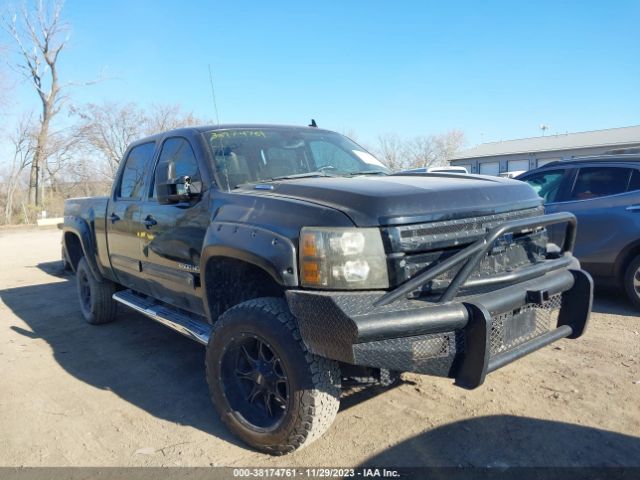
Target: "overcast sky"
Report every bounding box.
[2,0,640,149]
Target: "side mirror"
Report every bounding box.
[156,159,202,205]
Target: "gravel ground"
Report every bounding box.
[0,227,639,468]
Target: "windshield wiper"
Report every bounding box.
[231,171,335,189]
[270,171,338,181]
[344,170,389,176]
[234,170,386,188]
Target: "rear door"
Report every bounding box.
[106,141,156,290]
[139,137,210,314]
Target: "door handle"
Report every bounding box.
[109,212,120,224]
[626,205,640,212]
[143,215,157,229]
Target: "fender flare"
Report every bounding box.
[62,216,104,282]
[199,222,298,318]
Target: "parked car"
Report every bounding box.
[62,124,591,454]
[517,156,640,307]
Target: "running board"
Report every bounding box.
[112,290,212,345]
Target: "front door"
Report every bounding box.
[139,137,209,314]
[106,141,157,291]
[520,168,573,247]
[555,166,637,275]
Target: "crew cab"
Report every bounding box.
[62,124,592,455]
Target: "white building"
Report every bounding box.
[450,125,640,176]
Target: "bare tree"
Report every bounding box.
[0,44,11,115]
[3,114,35,224]
[374,133,406,171]
[43,126,83,194]
[403,130,467,169]
[71,102,147,179]
[73,101,204,179]
[146,103,201,135]
[4,0,69,207]
[432,129,466,165]
[404,135,436,169]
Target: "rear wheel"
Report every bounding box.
[76,257,117,324]
[206,297,341,455]
[624,255,640,310]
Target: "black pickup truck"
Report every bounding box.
[62,124,592,455]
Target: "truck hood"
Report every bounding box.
[236,174,542,227]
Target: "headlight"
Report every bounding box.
[299,227,389,289]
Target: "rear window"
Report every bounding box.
[569,167,632,200]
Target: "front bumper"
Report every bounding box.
[286,212,593,389]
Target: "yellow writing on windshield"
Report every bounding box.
[210,130,267,140]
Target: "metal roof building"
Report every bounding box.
[450,125,640,176]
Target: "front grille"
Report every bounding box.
[489,294,562,355]
[382,206,547,293]
[383,206,544,253]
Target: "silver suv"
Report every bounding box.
[518,155,640,308]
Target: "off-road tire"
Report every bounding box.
[624,255,640,310]
[205,297,341,455]
[76,257,117,325]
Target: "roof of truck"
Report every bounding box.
[194,124,334,133]
[129,124,338,147]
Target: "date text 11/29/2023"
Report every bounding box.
[232,468,400,478]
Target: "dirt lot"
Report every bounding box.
[0,227,639,468]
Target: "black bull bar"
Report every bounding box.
[287,212,593,389]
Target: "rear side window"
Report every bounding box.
[569,167,632,200]
[117,142,156,199]
[523,169,565,203]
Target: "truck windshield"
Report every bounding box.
[205,128,388,189]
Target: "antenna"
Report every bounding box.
[208,64,230,192]
[208,64,221,126]
[539,124,549,136]
[309,119,318,128]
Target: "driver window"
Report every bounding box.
[151,138,201,199]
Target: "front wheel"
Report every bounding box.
[624,255,640,310]
[205,297,341,455]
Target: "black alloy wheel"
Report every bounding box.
[220,334,289,431]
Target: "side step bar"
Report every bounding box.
[112,290,212,345]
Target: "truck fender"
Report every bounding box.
[200,222,299,287]
[62,216,104,282]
